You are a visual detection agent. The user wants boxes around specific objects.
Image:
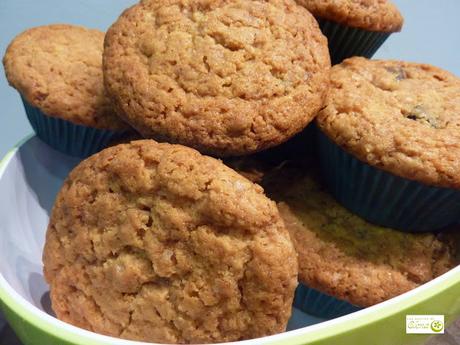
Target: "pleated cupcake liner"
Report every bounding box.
[316,128,460,232]
[22,97,128,158]
[257,123,317,164]
[293,283,361,319]
[316,18,391,65]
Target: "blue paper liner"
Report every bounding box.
[293,283,361,319]
[317,128,460,232]
[22,97,127,158]
[257,123,317,164]
[316,18,391,65]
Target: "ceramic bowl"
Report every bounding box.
[0,136,459,345]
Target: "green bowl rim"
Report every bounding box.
[0,135,459,345]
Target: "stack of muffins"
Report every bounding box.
[2,0,460,344]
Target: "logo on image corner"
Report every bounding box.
[406,315,444,334]
[430,320,444,333]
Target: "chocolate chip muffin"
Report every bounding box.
[3,24,130,157]
[316,57,460,231]
[43,140,298,344]
[295,0,403,64]
[318,57,460,185]
[103,0,330,156]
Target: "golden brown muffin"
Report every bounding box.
[3,24,127,130]
[43,140,298,344]
[296,0,403,32]
[317,57,460,189]
[264,164,458,307]
[103,0,331,156]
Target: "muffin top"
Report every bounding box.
[265,164,458,307]
[43,140,298,344]
[296,0,403,32]
[317,57,460,188]
[3,24,127,130]
[103,0,330,156]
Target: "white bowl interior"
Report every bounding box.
[0,137,327,340]
[0,137,79,315]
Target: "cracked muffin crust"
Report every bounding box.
[296,0,403,32]
[42,140,298,344]
[3,24,127,130]
[264,164,458,307]
[317,57,460,188]
[103,0,330,156]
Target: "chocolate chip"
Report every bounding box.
[385,66,407,81]
[405,105,440,128]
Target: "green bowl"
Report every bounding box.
[0,136,459,345]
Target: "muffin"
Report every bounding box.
[103,0,331,157]
[316,57,460,232]
[264,162,458,317]
[296,0,403,64]
[42,140,298,344]
[3,24,130,157]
